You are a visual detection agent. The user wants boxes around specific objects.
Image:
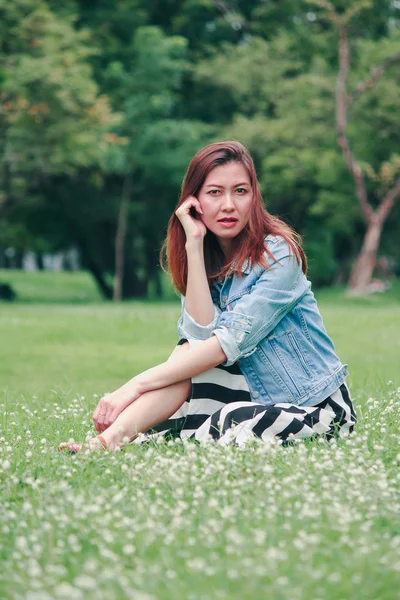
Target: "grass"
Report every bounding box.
[0,270,399,599]
[1,270,399,397]
[0,269,103,303]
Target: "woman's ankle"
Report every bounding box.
[100,425,133,450]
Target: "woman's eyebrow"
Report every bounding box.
[205,182,250,188]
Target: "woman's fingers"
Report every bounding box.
[93,398,107,432]
[178,195,199,212]
[190,197,203,214]
[106,407,121,430]
[93,397,120,432]
[92,401,101,432]
[175,196,206,240]
[93,387,140,433]
[175,196,203,219]
[103,406,117,431]
[100,398,114,432]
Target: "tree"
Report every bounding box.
[3,0,399,296]
[0,0,117,292]
[307,0,400,294]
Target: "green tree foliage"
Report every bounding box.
[0,0,116,257]
[1,0,399,294]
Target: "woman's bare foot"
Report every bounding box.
[59,435,108,453]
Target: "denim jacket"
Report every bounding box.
[177,235,348,407]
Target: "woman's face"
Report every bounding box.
[197,161,253,254]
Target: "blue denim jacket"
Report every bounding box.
[177,235,348,407]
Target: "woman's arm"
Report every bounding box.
[185,239,215,326]
[177,196,220,337]
[135,335,226,394]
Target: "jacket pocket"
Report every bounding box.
[286,332,315,380]
[268,336,305,398]
[256,329,317,402]
[255,343,298,403]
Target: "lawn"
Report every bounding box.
[0,270,399,599]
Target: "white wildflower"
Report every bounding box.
[73,574,97,590]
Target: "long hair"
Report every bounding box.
[160,140,307,295]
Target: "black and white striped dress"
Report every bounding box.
[133,339,357,447]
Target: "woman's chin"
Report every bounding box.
[213,225,243,238]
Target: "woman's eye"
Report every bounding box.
[208,190,220,195]
[236,188,248,194]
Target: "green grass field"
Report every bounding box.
[0,270,399,599]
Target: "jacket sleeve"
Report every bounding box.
[177,294,222,341]
[211,237,307,366]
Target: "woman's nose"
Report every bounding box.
[221,194,235,209]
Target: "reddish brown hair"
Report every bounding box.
[160,140,307,295]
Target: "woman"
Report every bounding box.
[60,141,356,452]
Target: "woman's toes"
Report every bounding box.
[58,437,107,453]
[69,443,82,453]
[59,442,82,453]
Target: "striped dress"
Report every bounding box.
[133,339,357,447]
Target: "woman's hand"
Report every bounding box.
[93,380,141,433]
[175,195,207,242]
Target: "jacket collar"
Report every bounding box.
[214,255,253,286]
[240,258,252,274]
[228,257,252,275]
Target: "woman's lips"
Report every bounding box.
[218,218,238,228]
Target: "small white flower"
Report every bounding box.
[74,574,97,590]
[15,537,28,552]
[53,583,83,599]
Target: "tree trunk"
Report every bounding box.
[329,13,400,294]
[122,258,147,298]
[86,256,113,300]
[347,215,383,295]
[37,253,44,270]
[113,175,132,301]
[154,267,162,298]
[146,241,162,298]
[72,233,113,300]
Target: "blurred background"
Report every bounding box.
[0,0,399,302]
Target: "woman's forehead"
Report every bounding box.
[203,162,251,186]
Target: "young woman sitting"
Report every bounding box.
[60,141,356,452]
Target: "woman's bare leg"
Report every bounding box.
[98,342,191,449]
